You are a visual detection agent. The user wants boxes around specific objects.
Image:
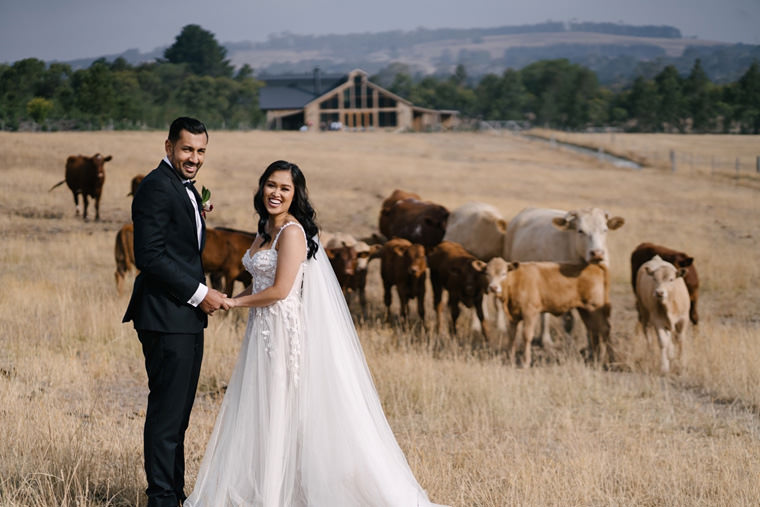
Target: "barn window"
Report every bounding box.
[378,94,396,108]
[320,95,339,109]
[378,111,397,127]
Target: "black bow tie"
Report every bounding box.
[183,180,196,188]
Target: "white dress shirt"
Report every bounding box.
[164,156,208,307]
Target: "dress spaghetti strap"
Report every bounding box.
[272,221,305,249]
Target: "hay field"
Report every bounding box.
[1,129,759,506]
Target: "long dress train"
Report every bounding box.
[185,222,445,506]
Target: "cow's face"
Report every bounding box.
[326,244,358,279]
[92,153,112,192]
[485,257,508,296]
[460,259,488,299]
[553,208,624,265]
[404,243,427,279]
[645,256,686,301]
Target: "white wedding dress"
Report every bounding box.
[186,222,444,507]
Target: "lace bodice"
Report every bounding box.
[241,221,306,297]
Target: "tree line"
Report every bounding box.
[378,59,760,134]
[0,25,264,131]
[1,24,758,133]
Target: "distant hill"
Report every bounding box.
[57,22,760,86]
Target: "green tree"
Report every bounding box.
[654,65,686,131]
[626,76,659,131]
[734,60,760,133]
[684,59,715,132]
[164,24,234,78]
[26,97,53,124]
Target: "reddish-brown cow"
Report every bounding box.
[378,189,449,248]
[380,238,427,331]
[128,174,145,197]
[49,153,112,220]
[631,242,699,325]
[325,234,380,321]
[203,227,256,296]
[428,241,490,345]
[114,223,135,294]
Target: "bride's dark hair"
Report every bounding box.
[254,160,319,259]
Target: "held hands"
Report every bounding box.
[200,288,231,315]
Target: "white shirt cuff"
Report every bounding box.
[188,283,208,307]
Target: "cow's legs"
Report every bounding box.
[521,313,539,368]
[473,296,489,348]
[656,327,673,374]
[73,192,80,216]
[415,280,427,333]
[383,282,393,322]
[358,287,367,324]
[506,319,519,365]
[539,313,555,348]
[82,194,89,220]
[94,196,101,221]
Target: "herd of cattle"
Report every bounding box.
[51,154,699,373]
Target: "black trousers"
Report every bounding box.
[138,330,204,507]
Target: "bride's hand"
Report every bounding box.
[224,297,238,309]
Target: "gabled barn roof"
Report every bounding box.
[259,70,347,110]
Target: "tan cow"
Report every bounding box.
[428,241,490,346]
[378,189,449,248]
[635,255,691,374]
[493,260,611,367]
[49,153,113,220]
[631,242,699,325]
[380,238,427,332]
[502,206,624,347]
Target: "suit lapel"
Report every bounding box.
[159,161,201,249]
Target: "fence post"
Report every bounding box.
[670,150,676,173]
[736,157,740,176]
[756,156,759,173]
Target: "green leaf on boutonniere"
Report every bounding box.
[201,186,211,204]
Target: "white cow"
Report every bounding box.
[503,207,625,266]
[443,202,508,261]
[635,255,691,373]
[502,207,625,353]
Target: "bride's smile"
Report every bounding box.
[263,170,294,220]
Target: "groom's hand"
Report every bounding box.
[200,288,228,315]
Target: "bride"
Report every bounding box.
[185,160,445,506]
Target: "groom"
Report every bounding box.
[123,116,228,507]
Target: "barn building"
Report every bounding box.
[259,68,459,132]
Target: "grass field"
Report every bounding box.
[1,129,759,506]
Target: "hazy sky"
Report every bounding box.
[1,0,758,64]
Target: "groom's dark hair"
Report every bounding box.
[168,117,208,143]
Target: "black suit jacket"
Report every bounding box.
[123,160,208,333]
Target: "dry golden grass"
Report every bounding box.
[1,129,759,506]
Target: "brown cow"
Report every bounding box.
[380,238,427,331]
[113,226,255,296]
[49,153,112,220]
[203,227,256,296]
[127,174,145,197]
[324,233,380,322]
[114,223,135,294]
[428,241,490,345]
[378,189,449,248]
[492,260,611,367]
[631,242,699,325]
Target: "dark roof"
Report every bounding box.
[259,71,346,110]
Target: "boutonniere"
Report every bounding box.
[201,186,213,218]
